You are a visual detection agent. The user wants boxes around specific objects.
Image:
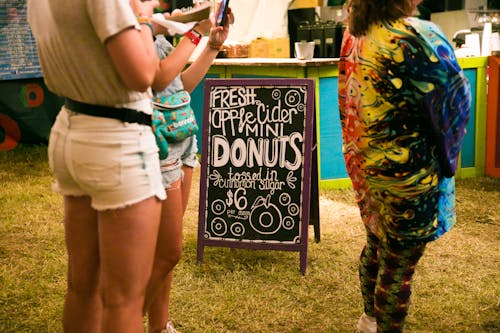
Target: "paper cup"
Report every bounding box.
[294,41,315,60]
[465,33,481,57]
[491,32,500,51]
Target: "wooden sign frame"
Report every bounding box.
[197,78,316,274]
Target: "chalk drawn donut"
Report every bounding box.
[282,216,295,230]
[249,194,282,235]
[284,89,302,108]
[279,193,291,206]
[209,217,227,237]
[0,114,21,151]
[211,199,226,216]
[230,222,245,237]
[288,203,300,216]
[272,89,281,100]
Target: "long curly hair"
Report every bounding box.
[345,0,419,36]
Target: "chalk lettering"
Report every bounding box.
[210,87,257,108]
[211,135,303,170]
[256,100,299,125]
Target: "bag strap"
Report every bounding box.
[65,98,152,126]
[152,90,191,110]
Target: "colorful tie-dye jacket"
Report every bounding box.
[338,17,471,246]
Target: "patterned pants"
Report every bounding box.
[359,231,426,332]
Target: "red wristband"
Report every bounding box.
[184,29,202,46]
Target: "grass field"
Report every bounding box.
[0,145,499,332]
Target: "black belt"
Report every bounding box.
[64,98,152,126]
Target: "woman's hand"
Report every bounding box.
[208,7,233,50]
[195,18,213,36]
[130,0,159,17]
[150,12,171,36]
[178,5,233,91]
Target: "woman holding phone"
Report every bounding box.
[144,1,233,332]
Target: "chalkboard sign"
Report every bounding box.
[197,78,316,274]
[0,1,42,80]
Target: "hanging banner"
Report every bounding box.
[0,2,62,150]
[1,1,42,80]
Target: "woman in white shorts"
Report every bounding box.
[143,4,233,332]
[28,0,165,332]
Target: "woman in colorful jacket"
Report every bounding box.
[338,0,471,332]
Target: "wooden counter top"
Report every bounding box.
[211,58,340,67]
[209,56,487,68]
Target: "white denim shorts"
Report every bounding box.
[160,135,199,189]
[48,107,166,211]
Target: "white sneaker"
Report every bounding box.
[161,321,181,333]
[356,313,377,333]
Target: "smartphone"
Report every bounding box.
[216,0,230,26]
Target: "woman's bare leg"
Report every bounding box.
[147,165,194,332]
[146,177,183,332]
[63,196,101,333]
[180,166,193,213]
[99,196,162,333]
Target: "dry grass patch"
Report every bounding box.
[0,145,498,332]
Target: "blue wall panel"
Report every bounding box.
[318,76,347,179]
[462,68,477,168]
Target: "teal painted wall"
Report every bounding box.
[461,68,477,168]
[318,76,347,179]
